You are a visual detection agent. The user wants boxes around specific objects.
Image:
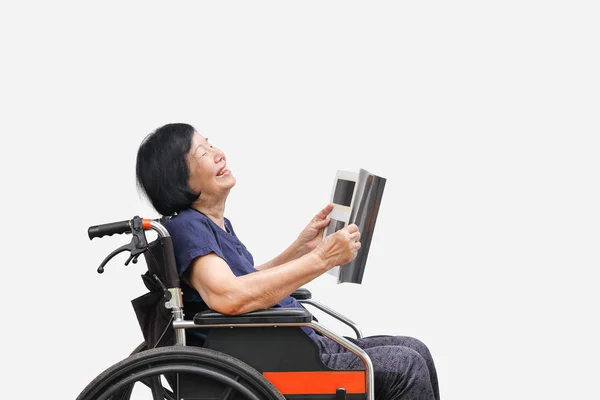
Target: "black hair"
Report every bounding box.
[136,123,199,216]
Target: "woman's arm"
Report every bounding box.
[255,204,333,271]
[254,240,305,271]
[189,223,360,315]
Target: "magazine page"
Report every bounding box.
[324,170,359,279]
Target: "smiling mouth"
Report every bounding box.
[217,167,229,177]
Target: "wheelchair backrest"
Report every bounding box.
[131,237,178,348]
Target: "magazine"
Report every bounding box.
[324,168,386,284]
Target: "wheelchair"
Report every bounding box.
[77,216,374,400]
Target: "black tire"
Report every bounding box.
[76,346,285,400]
[129,341,148,355]
[107,342,153,400]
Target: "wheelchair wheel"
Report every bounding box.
[77,346,285,400]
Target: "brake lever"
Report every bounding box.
[97,243,133,273]
[125,253,143,266]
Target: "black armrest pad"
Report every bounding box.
[291,287,312,300]
[193,308,313,325]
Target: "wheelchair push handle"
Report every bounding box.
[88,219,132,239]
[88,217,161,240]
[87,216,176,277]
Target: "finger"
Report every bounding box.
[315,204,334,219]
[345,223,359,234]
[349,242,360,258]
[349,231,361,242]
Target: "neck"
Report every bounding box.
[191,196,227,230]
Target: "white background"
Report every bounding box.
[1,1,599,399]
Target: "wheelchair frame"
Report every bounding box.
[83,217,374,400]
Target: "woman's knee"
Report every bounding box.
[390,336,434,362]
[370,346,434,399]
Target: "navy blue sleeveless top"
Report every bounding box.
[165,208,317,344]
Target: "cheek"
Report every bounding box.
[187,165,202,192]
[189,165,213,192]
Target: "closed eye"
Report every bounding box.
[196,137,211,159]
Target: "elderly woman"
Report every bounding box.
[136,123,440,400]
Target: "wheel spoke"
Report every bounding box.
[159,375,175,400]
[150,376,164,400]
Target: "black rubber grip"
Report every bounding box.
[88,220,131,240]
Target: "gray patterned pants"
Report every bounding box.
[316,335,439,400]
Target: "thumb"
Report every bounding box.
[316,203,334,219]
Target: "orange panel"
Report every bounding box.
[263,371,366,395]
[142,219,152,229]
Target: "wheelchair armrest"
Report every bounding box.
[193,308,313,325]
[290,287,312,300]
[299,299,363,339]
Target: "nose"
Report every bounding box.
[213,147,226,163]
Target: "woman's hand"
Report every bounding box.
[313,223,361,269]
[294,204,334,255]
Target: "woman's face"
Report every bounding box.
[186,132,236,198]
